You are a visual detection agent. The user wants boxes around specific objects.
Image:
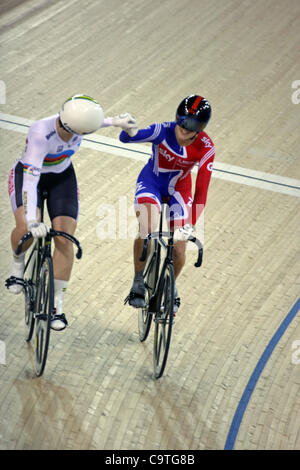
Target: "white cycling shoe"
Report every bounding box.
[51,310,68,331]
[6,256,25,294]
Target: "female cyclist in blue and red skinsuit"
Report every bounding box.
[120,95,215,311]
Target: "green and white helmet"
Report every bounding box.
[59,94,104,135]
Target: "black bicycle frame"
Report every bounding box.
[139,204,203,314]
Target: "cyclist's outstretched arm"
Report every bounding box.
[119,123,166,145]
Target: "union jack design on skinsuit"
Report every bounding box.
[119,121,215,225]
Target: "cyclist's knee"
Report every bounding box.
[53,236,74,255]
[173,242,186,264]
[136,203,159,238]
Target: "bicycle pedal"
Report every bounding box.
[155,312,175,324]
[5,276,24,289]
[155,317,165,324]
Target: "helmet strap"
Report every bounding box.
[58,117,74,134]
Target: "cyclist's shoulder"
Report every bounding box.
[28,114,58,141]
[149,121,175,131]
[162,121,176,132]
[194,130,215,152]
[156,121,176,141]
[140,121,173,143]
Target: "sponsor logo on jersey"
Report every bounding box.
[136,181,146,193]
[23,191,28,214]
[201,136,213,148]
[187,196,193,207]
[8,168,14,196]
[46,130,56,140]
[159,148,175,162]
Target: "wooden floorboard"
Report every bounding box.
[0,0,299,450]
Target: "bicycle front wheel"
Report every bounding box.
[153,262,175,379]
[138,239,161,342]
[24,243,38,342]
[35,256,54,377]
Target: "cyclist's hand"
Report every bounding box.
[126,126,139,137]
[27,220,49,238]
[174,223,194,242]
[112,113,138,136]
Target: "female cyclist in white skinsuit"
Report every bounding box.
[7,94,137,330]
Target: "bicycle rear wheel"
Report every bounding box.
[35,256,54,377]
[153,262,175,379]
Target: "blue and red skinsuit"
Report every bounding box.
[120,121,215,226]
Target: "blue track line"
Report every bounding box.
[224,297,300,450]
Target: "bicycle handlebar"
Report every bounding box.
[15,229,83,259]
[51,230,82,259]
[139,231,203,267]
[187,235,203,267]
[15,232,34,255]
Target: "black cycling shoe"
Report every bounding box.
[124,286,146,308]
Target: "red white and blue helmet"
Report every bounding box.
[176,95,211,132]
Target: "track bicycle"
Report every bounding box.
[138,204,203,379]
[5,191,82,377]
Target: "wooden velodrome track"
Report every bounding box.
[0,0,299,451]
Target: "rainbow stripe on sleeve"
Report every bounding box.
[23,163,41,176]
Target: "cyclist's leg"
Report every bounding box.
[128,202,160,307]
[46,165,79,330]
[50,215,76,330]
[134,202,160,272]
[134,166,162,267]
[52,215,77,281]
[167,189,193,312]
[126,167,161,307]
[129,202,160,308]
[167,190,192,278]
